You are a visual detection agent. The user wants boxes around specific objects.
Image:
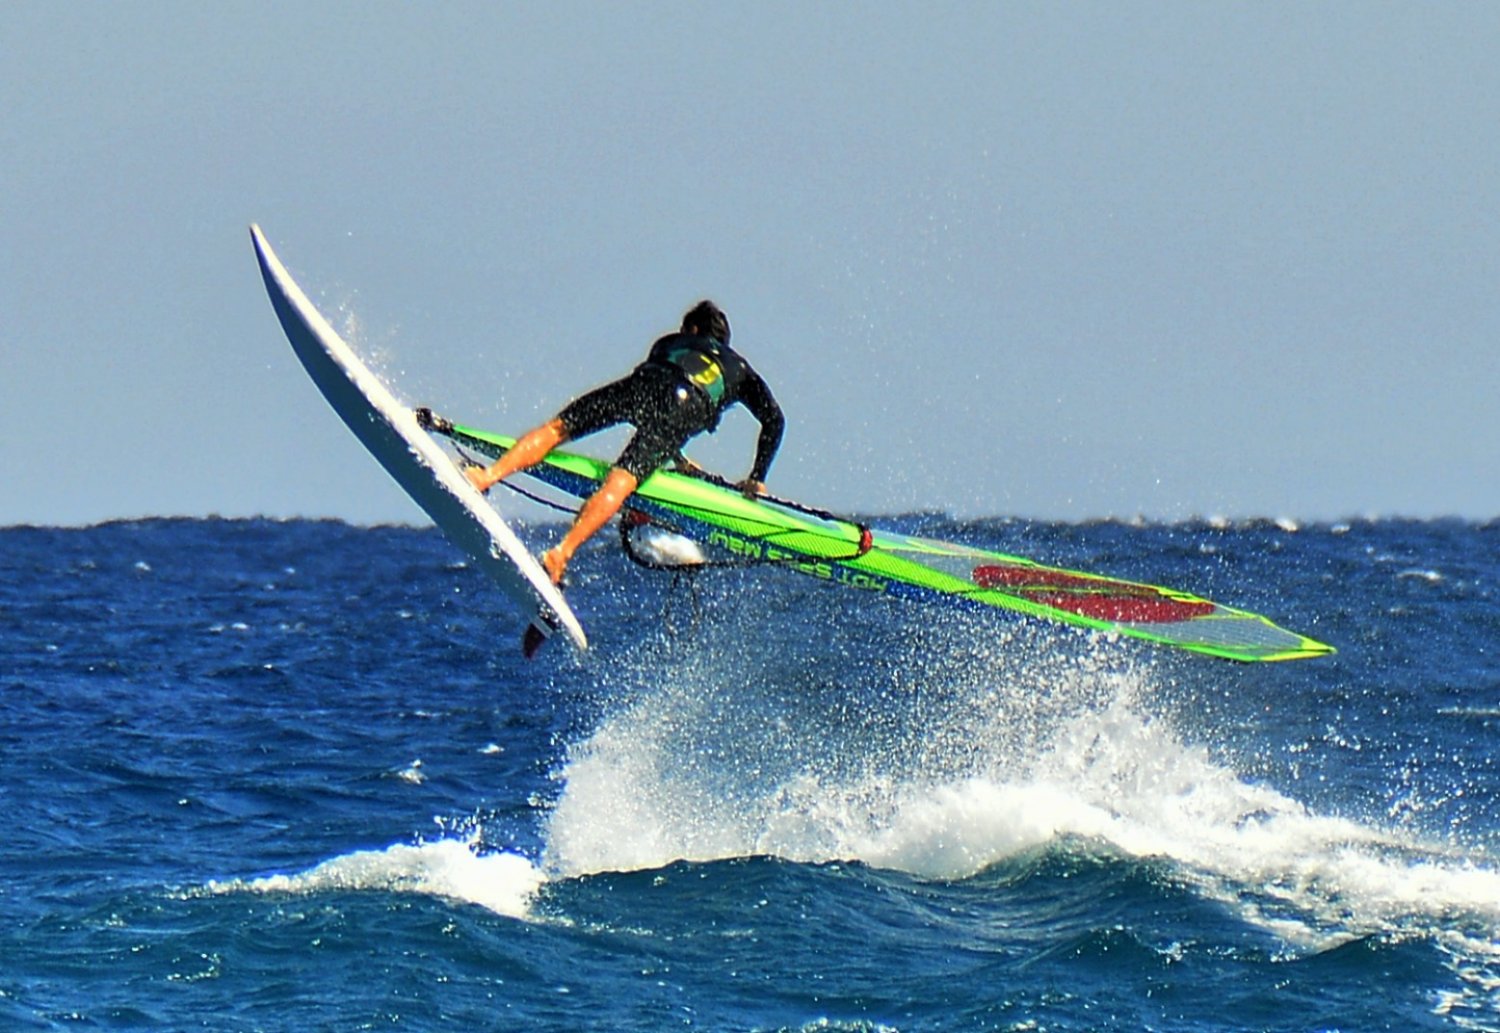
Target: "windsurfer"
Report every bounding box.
[463,300,784,585]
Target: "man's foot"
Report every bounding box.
[464,465,494,493]
[541,547,569,586]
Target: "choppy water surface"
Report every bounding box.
[2,516,1497,1031]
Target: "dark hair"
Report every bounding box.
[681,300,730,346]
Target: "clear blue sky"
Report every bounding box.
[5,2,1498,526]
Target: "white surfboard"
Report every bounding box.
[249,224,586,653]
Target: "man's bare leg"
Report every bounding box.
[467,418,567,493]
[541,466,639,584]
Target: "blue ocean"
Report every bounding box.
[3,514,1497,1031]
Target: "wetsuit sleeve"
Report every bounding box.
[644,335,674,366]
[738,367,784,483]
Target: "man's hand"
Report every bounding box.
[673,454,705,477]
[736,478,767,498]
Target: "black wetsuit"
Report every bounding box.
[556,332,784,483]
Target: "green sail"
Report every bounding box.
[443,423,1334,664]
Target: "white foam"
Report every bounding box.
[209,839,545,919]
[542,656,1500,944]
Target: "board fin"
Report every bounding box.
[522,605,561,659]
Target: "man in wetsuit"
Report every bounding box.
[465,300,784,586]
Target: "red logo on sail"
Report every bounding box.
[971,565,1215,624]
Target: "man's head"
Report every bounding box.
[682,300,730,346]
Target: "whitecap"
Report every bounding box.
[1397,568,1443,583]
[206,839,545,919]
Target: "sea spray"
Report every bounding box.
[545,612,1500,951]
[541,610,1164,878]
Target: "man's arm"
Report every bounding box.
[738,369,784,489]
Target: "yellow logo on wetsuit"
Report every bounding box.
[666,347,727,405]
